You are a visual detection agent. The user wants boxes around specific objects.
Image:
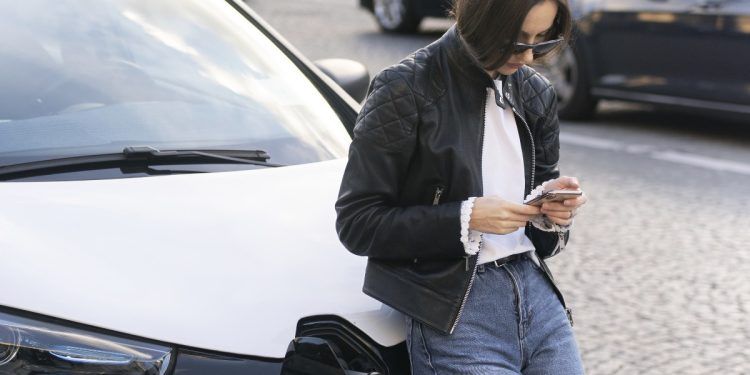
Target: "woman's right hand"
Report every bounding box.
[469,196,541,234]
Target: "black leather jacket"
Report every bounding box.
[335,26,571,334]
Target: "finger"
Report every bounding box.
[547,216,573,226]
[506,202,542,215]
[540,208,571,217]
[556,176,580,189]
[498,220,530,229]
[543,197,585,210]
[541,201,569,211]
[501,211,537,222]
[561,195,586,207]
[544,211,573,220]
[490,221,529,234]
[547,176,580,191]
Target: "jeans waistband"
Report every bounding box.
[476,252,527,273]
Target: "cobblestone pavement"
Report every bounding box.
[248,1,750,372]
[549,141,750,374]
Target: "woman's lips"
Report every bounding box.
[505,63,524,69]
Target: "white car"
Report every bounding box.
[0,0,408,373]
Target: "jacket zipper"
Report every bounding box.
[555,231,566,256]
[432,186,444,206]
[510,104,540,248]
[512,100,573,326]
[510,106,535,190]
[511,95,565,255]
[449,93,487,334]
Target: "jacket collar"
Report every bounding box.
[441,25,519,110]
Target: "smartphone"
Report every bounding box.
[525,190,582,206]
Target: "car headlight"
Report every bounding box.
[0,310,172,374]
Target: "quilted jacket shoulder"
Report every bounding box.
[352,46,437,150]
[351,68,416,150]
[514,65,557,124]
[393,46,445,102]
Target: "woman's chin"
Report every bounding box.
[499,64,524,75]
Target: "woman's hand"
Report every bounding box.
[469,196,541,234]
[540,176,588,226]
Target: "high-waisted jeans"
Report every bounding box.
[406,254,584,374]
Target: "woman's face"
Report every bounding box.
[492,0,559,77]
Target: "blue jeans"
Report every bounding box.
[406,254,584,374]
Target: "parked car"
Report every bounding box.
[0,0,409,374]
[541,0,750,120]
[360,0,452,32]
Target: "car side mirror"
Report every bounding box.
[314,59,370,103]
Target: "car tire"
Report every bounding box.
[373,0,422,33]
[544,42,598,120]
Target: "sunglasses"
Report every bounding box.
[513,37,564,55]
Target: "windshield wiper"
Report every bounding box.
[0,146,283,180]
[121,146,283,167]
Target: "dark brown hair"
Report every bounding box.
[451,0,572,71]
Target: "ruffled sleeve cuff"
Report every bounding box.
[529,215,572,233]
[525,179,574,233]
[460,197,483,256]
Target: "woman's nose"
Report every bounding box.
[519,48,534,65]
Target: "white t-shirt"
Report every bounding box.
[468,79,535,265]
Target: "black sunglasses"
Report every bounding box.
[513,37,564,55]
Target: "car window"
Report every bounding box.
[0,0,351,170]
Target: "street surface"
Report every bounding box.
[248,1,750,373]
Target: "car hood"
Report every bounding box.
[0,159,404,358]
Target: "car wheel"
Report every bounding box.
[543,43,598,120]
[373,0,422,33]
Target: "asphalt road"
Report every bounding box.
[247,1,750,373]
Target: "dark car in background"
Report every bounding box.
[542,0,750,120]
[360,0,452,32]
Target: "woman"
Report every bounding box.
[336,0,588,373]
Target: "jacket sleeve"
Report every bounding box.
[335,68,464,260]
[527,87,571,258]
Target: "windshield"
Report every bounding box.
[0,0,351,171]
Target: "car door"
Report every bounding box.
[588,0,702,99]
[693,0,750,110]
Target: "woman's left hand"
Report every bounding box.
[540,176,588,226]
